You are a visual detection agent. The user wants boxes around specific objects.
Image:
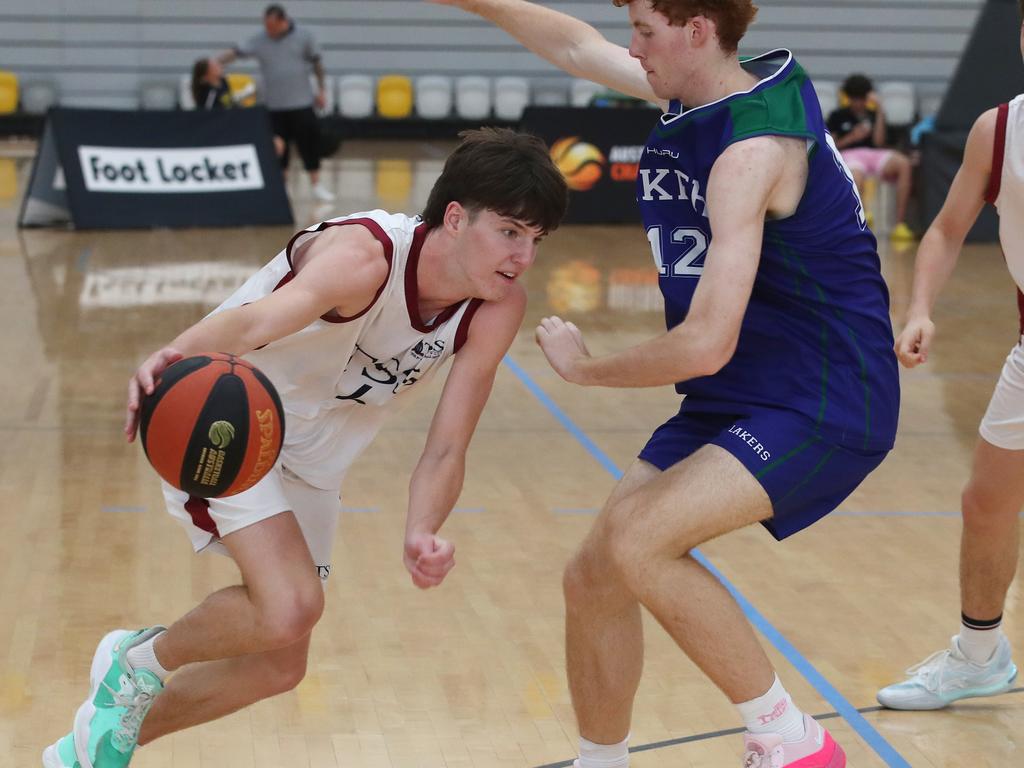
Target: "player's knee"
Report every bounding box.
[260,649,309,696]
[258,585,325,649]
[563,549,603,604]
[961,483,1016,529]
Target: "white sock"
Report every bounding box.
[736,675,806,743]
[577,733,630,768]
[958,623,1003,664]
[126,631,172,682]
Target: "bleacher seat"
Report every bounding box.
[813,80,839,120]
[570,78,604,108]
[494,76,529,121]
[338,75,374,118]
[416,75,453,119]
[532,81,569,107]
[879,81,916,127]
[226,73,257,107]
[179,74,195,110]
[377,75,414,119]
[455,76,491,120]
[0,71,18,114]
[139,82,177,111]
[20,80,58,114]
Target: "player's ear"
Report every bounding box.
[443,201,467,235]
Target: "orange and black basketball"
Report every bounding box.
[139,353,285,498]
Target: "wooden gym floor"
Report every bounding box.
[0,140,1020,767]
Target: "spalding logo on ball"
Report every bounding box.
[550,136,606,191]
[139,353,285,498]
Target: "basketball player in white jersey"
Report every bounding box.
[43,128,568,768]
[877,6,1024,710]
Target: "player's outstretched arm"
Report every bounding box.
[537,137,780,388]
[428,0,660,105]
[124,225,388,440]
[895,108,996,368]
[403,285,526,589]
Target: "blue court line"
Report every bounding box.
[502,354,910,768]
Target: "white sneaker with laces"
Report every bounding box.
[877,634,1017,710]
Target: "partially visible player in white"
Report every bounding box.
[878,7,1024,710]
[42,128,568,768]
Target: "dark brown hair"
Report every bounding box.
[190,58,211,107]
[421,128,568,234]
[612,0,758,52]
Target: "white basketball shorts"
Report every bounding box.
[979,337,1024,450]
[162,463,342,582]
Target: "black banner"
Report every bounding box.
[521,106,658,224]
[20,107,292,229]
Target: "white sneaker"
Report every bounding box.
[312,184,334,203]
[877,635,1017,710]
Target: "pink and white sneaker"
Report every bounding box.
[742,714,845,767]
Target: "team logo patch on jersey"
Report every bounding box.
[411,339,445,359]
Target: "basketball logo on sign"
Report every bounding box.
[550,137,605,191]
[209,421,235,448]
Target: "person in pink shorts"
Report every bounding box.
[827,73,915,241]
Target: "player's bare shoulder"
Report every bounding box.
[291,223,391,315]
[712,136,807,218]
[462,282,527,359]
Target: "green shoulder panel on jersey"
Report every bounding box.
[726,61,818,148]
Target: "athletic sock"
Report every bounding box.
[736,674,806,743]
[577,732,630,768]
[126,630,172,682]
[958,613,1003,664]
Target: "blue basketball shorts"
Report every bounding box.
[637,405,889,540]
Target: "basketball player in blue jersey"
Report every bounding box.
[42,129,568,768]
[435,1,899,766]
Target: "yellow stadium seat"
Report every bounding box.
[226,73,257,107]
[0,71,19,114]
[377,75,413,119]
[0,157,17,202]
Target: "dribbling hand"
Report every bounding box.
[404,531,456,589]
[894,316,934,368]
[535,316,591,383]
[125,347,183,442]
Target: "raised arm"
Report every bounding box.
[895,108,997,367]
[537,136,787,387]
[402,286,526,588]
[125,226,388,439]
[430,0,660,104]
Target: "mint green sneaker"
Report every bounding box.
[42,627,166,768]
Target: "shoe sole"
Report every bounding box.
[70,630,131,768]
[878,663,1018,710]
[40,744,63,768]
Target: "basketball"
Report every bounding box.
[139,353,285,498]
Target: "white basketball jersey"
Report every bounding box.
[988,94,1024,289]
[213,210,482,490]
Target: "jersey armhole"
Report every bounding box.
[453,299,485,354]
[985,102,1010,206]
[281,218,395,324]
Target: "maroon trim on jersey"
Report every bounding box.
[279,217,395,324]
[404,221,462,332]
[1017,286,1024,338]
[184,496,220,537]
[985,102,1010,206]
[453,299,485,353]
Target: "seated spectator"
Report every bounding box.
[827,74,915,242]
[191,57,284,157]
[191,58,233,110]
